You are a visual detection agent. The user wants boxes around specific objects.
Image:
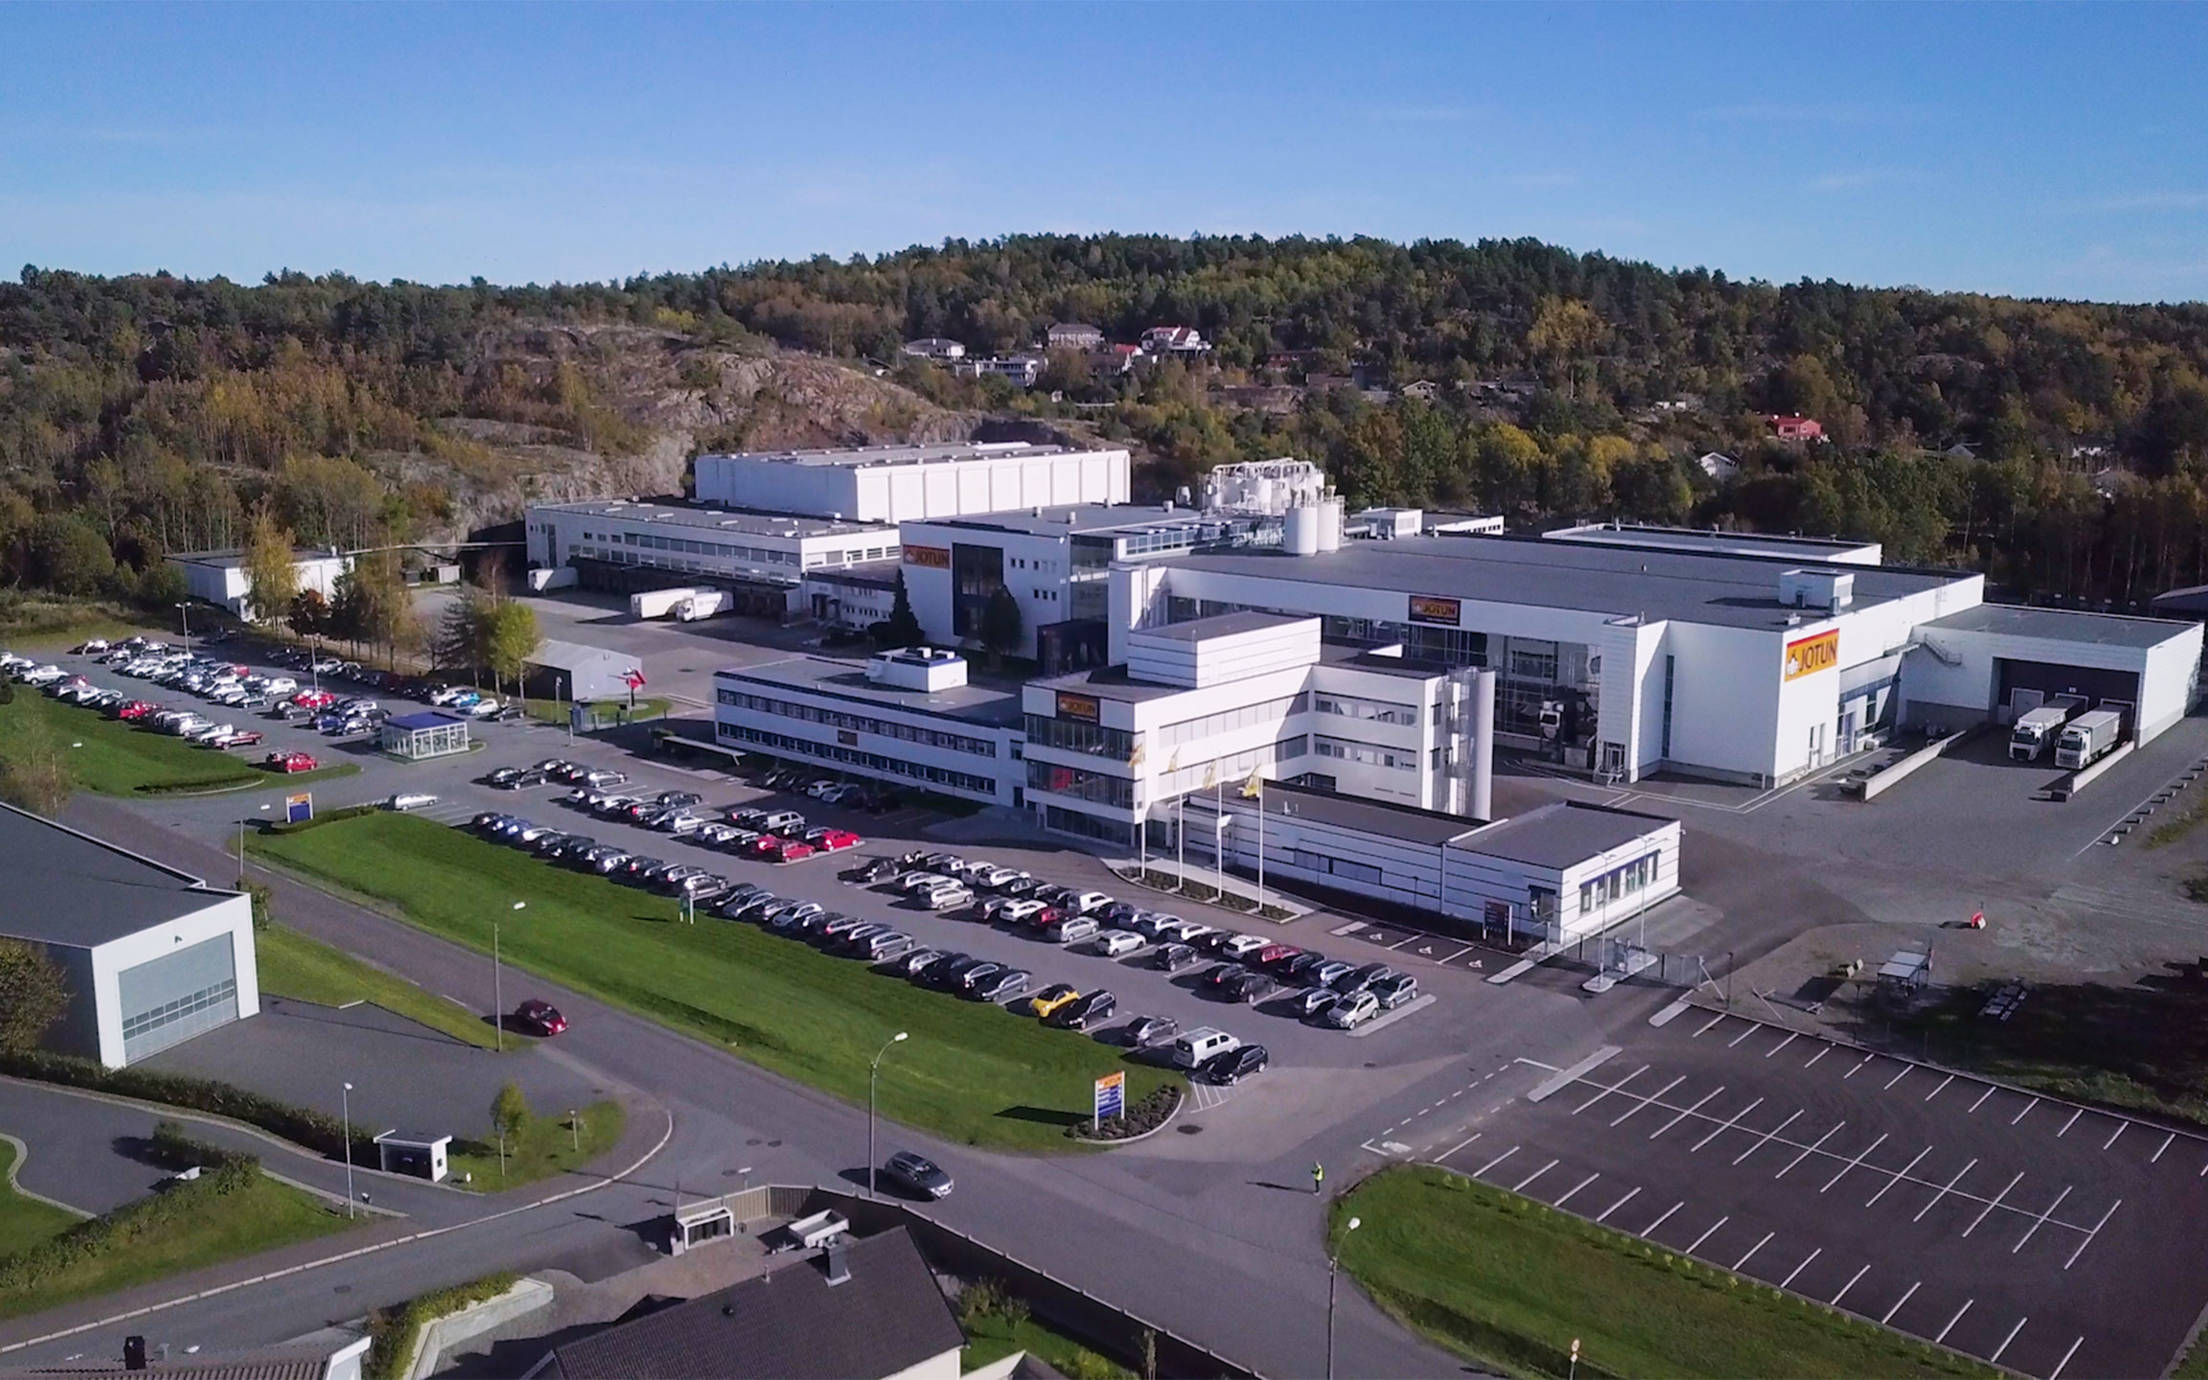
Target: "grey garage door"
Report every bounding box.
[117,933,239,1064]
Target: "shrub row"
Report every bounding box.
[0,1050,367,1161]
[365,1270,521,1380]
[0,1159,260,1289]
[1068,1085,1181,1141]
[147,1118,257,1173]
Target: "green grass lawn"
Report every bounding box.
[1334,1166,1993,1379]
[255,924,503,1051]
[447,1101,625,1192]
[0,691,361,796]
[0,1139,81,1262]
[0,1171,351,1321]
[961,1314,1134,1379]
[251,814,1183,1150]
[524,696,670,726]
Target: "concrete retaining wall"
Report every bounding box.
[407,1278,555,1380]
[1855,728,1977,801]
[2053,740,2136,800]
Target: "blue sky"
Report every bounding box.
[2,3,2203,302]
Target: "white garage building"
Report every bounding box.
[692,441,1130,522]
[1,804,259,1068]
[168,548,352,622]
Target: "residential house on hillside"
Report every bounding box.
[1766,414,1825,443]
[1696,452,1740,482]
[955,355,1042,388]
[900,338,965,361]
[1141,325,1208,356]
[1090,342,1143,378]
[1044,322,1104,350]
[1401,380,1444,401]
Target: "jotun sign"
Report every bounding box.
[1783,629,1840,681]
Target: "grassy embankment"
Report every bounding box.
[0,1139,81,1261]
[0,691,360,795]
[252,813,1182,1150]
[255,923,504,1051]
[1333,1166,1994,1379]
[523,696,670,727]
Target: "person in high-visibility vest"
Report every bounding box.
[1312,1162,1325,1195]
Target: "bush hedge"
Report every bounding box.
[1068,1085,1181,1141]
[365,1271,520,1380]
[147,1119,256,1173]
[0,1050,367,1161]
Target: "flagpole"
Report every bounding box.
[1176,792,1185,894]
[1215,772,1225,902]
[1256,778,1265,915]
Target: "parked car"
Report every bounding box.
[213,729,264,749]
[921,882,973,910]
[1053,916,1101,945]
[1333,962,1396,996]
[1053,990,1118,1031]
[1257,944,1304,970]
[1152,943,1199,972]
[384,792,438,811]
[1029,983,1080,1019]
[879,1150,953,1199]
[764,837,817,864]
[264,750,318,773]
[1220,935,1270,962]
[1201,1044,1269,1085]
[513,999,567,1037]
[1370,974,1420,1009]
[1286,987,1340,1020]
[970,967,1032,1003]
[1221,970,1276,1004]
[1122,1014,1180,1047]
[1090,929,1146,958]
[803,827,861,852]
[1323,991,1381,1029]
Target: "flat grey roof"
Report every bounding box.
[526,638,632,672]
[528,500,887,538]
[697,441,1113,470]
[913,504,1207,539]
[717,657,1021,728]
[1032,664,1198,705]
[803,560,901,589]
[0,805,233,948]
[1545,522,1874,557]
[1458,801,1677,869]
[1922,603,2196,650]
[1227,781,1481,846]
[1135,610,1312,642]
[1168,534,1966,631]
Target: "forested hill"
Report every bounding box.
[5,235,2208,616]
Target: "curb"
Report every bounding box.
[0,1132,93,1220]
[1069,1086,1184,1147]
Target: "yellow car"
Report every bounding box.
[1029,983,1081,1019]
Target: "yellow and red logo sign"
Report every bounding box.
[1407,594,1461,626]
[1783,629,1839,681]
[902,544,951,569]
[1055,691,1101,723]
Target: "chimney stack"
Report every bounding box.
[823,1241,851,1286]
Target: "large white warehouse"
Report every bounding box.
[692,441,1130,523]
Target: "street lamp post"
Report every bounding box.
[340,1081,356,1220]
[494,901,524,1051]
[1327,1215,1361,1380]
[867,1031,908,1198]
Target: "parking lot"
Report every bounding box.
[1374,1010,2208,1379]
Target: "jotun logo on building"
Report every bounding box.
[1407,594,1462,626]
[902,544,952,569]
[1783,629,1840,680]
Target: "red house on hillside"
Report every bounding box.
[1766,414,1825,442]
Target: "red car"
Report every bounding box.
[1257,944,1303,968]
[765,838,816,864]
[117,700,158,720]
[220,730,264,748]
[803,828,862,852]
[513,999,567,1037]
[291,690,335,710]
[265,750,319,773]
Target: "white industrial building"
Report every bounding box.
[168,548,352,622]
[713,648,1025,808]
[1192,782,1682,944]
[1,804,260,1068]
[691,441,1130,524]
[1104,527,2201,788]
[800,562,902,631]
[523,500,899,614]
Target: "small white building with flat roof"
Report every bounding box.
[168,548,352,621]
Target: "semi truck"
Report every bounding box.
[629,587,730,621]
[2054,708,2124,770]
[2009,693,2090,761]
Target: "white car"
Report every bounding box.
[262,676,298,696]
[385,792,438,811]
[1323,991,1381,1029]
[465,698,503,719]
[989,897,1047,923]
[187,723,235,743]
[1067,890,1114,915]
[19,664,64,685]
[1091,929,1147,958]
[1220,934,1271,961]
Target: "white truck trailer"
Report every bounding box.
[671,589,730,622]
[2009,692,2090,761]
[631,586,708,620]
[2054,708,2124,770]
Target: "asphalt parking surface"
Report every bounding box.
[1407,1011,2208,1379]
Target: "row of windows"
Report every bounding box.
[618,531,799,565]
[1313,736,1422,772]
[1287,850,1386,888]
[1024,715,1137,759]
[1151,694,1307,749]
[715,722,1000,795]
[1314,694,1420,726]
[716,690,1000,757]
[1041,805,1133,847]
[1579,852,1660,915]
[122,977,237,1040]
[1027,761,1136,808]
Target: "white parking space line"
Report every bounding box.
[1780,1246,1821,1290]
[1732,1231,1775,1272]
[1970,1085,1997,1113]
[1844,1053,1875,1079]
[2012,1185,2072,1254]
[1552,1173,1601,1210]
[1641,1201,1683,1238]
[1595,1186,1641,1224]
[1805,1043,1833,1069]
[1610,1076,1684,1127]
[1573,1065,1647,1115]
[1649,1086,1724,1140]
[1923,1073,1953,1102]
[1866,1145,1932,1206]
[1684,1214,1730,1255]
[2050,1335,2085,1380]
[1690,1096,1765,1152]
[1880,1279,1921,1324]
[1764,1031,1799,1059]
[1528,1046,1620,1102]
[1775,1121,1845,1179]
[1883,1066,1910,1091]
[1512,1159,1559,1193]
[1732,1108,1804,1165]
[1832,1262,1872,1309]
[2103,1121,2126,1151]
[1962,1172,2025,1238]
[1726,1023,1759,1048]
[1472,1145,1519,1177]
[1694,1012,1728,1037]
[1934,1298,1974,1345]
[1820,1132,1890,1194]
[2058,1108,2082,1137]
[1435,1133,1483,1163]
[2065,1199,2121,1270]
[2154,1131,2176,1163]
[1914,1158,1978,1222]
[1989,1315,2029,1366]
[2012,1096,2039,1126]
